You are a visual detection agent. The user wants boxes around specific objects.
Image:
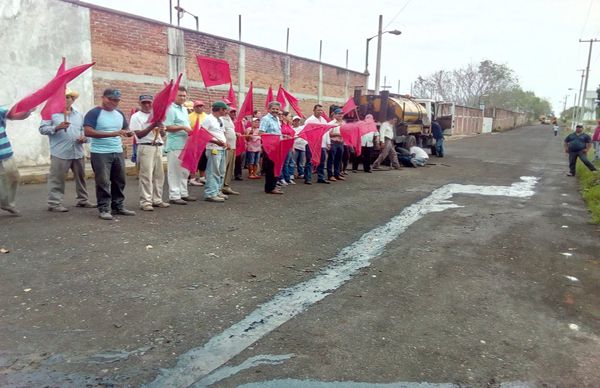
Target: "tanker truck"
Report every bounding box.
[350,89,455,154]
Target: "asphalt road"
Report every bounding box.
[0,125,598,387]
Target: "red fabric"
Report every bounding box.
[261,134,295,176]
[341,97,357,115]
[321,111,331,122]
[226,83,237,109]
[360,116,379,136]
[340,122,362,156]
[10,62,95,117]
[298,123,336,166]
[276,84,287,110]
[281,122,295,137]
[237,81,254,119]
[265,86,274,111]
[196,56,232,87]
[179,120,215,172]
[40,58,66,120]
[149,73,182,125]
[280,87,304,118]
[592,125,600,142]
[234,120,246,156]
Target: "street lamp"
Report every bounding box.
[364,15,401,92]
[174,1,199,31]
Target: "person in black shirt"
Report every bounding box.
[564,125,597,176]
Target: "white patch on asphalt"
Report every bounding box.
[561,225,569,228]
[146,177,538,387]
[560,252,573,257]
[568,323,580,331]
[564,275,579,282]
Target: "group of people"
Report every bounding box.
[0,87,438,219]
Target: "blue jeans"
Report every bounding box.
[281,150,294,183]
[294,149,305,176]
[435,137,444,157]
[246,151,260,165]
[317,148,327,181]
[304,145,312,182]
[204,148,226,198]
[327,142,343,178]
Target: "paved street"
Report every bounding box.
[1,125,599,387]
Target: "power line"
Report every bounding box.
[383,0,413,30]
[579,0,594,37]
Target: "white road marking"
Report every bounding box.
[146,177,538,388]
[561,252,573,257]
[565,275,579,282]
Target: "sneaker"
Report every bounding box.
[205,196,225,202]
[1,206,21,216]
[181,196,197,202]
[48,205,69,212]
[278,180,288,186]
[218,192,229,200]
[76,202,96,208]
[153,202,171,208]
[141,205,154,211]
[99,212,113,220]
[298,175,305,179]
[112,208,136,216]
[169,199,188,205]
[567,173,576,177]
[288,180,296,185]
[198,176,207,183]
[222,188,240,195]
[317,180,330,184]
[189,179,204,186]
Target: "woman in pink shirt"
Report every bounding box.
[592,119,600,161]
[245,118,262,179]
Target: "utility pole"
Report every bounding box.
[576,69,585,123]
[578,38,599,123]
[374,15,383,93]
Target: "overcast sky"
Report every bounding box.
[84,0,600,114]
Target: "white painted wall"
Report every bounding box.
[0,0,93,166]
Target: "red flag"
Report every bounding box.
[234,81,254,156]
[298,123,336,166]
[196,56,232,87]
[261,134,295,176]
[359,117,378,136]
[281,122,295,137]
[149,73,182,125]
[179,120,215,172]
[225,83,237,109]
[321,111,331,122]
[276,84,287,110]
[40,58,66,120]
[265,86,274,111]
[10,62,95,117]
[341,97,357,115]
[280,87,304,118]
[340,122,362,156]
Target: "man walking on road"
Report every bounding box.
[372,117,400,170]
[84,88,136,220]
[564,124,597,176]
[129,94,170,211]
[39,89,95,212]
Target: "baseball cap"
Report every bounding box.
[212,101,229,110]
[292,115,301,121]
[65,89,79,98]
[333,108,343,114]
[252,117,260,121]
[139,94,153,102]
[193,100,205,107]
[103,89,121,99]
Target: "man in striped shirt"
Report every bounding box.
[0,106,32,216]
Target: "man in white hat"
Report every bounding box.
[39,89,95,212]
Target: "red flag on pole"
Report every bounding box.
[149,73,182,126]
[196,56,232,87]
[265,86,274,111]
[10,61,95,117]
[275,84,287,110]
[226,83,237,109]
[40,58,66,120]
[280,87,304,118]
[234,82,254,156]
[179,119,215,172]
[298,123,336,166]
[261,134,295,176]
[341,97,357,115]
[340,122,362,156]
[321,110,331,122]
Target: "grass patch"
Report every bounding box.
[576,151,600,224]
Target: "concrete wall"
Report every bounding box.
[0,0,93,166]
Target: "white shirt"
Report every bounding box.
[305,115,330,148]
[130,111,163,144]
[293,125,307,150]
[222,115,237,150]
[203,114,226,150]
[379,121,394,141]
[410,146,429,160]
[361,132,375,147]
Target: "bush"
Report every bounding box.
[576,152,600,224]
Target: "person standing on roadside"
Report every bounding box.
[431,119,445,157]
[39,89,95,212]
[84,88,136,220]
[564,124,597,176]
[259,101,284,194]
[188,100,207,186]
[592,119,600,161]
[221,107,241,196]
[304,104,330,184]
[129,94,170,211]
[203,101,230,202]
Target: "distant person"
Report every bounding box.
[399,135,429,167]
[259,101,284,194]
[84,88,136,220]
[39,89,95,212]
[221,106,240,196]
[372,117,400,170]
[304,104,330,184]
[564,124,597,176]
[0,105,32,216]
[592,119,600,161]
[202,101,230,202]
[431,120,444,156]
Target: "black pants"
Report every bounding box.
[342,145,352,172]
[263,153,278,192]
[569,150,597,174]
[234,153,244,179]
[90,152,126,213]
[198,152,208,172]
[352,147,373,172]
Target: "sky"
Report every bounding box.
[83,0,600,114]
